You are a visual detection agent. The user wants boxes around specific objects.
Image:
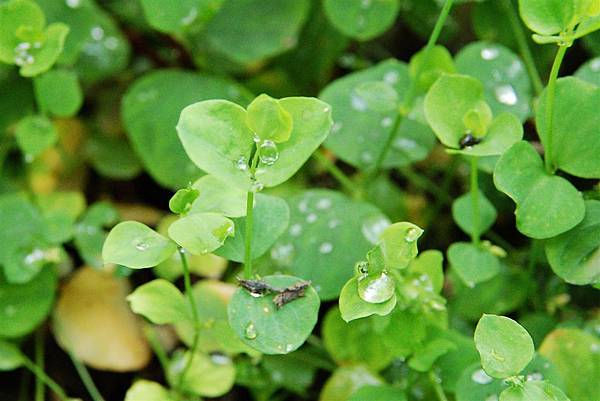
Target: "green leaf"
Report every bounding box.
[455,42,532,122]
[339,276,397,322]
[189,174,248,217]
[216,194,289,262]
[448,242,501,287]
[323,0,401,41]
[18,23,69,78]
[455,363,508,401]
[122,70,251,189]
[139,0,223,34]
[452,190,497,237]
[74,202,119,268]
[545,200,600,285]
[125,380,174,401]
[0,340,23,371]
[357,271,396,304]
[536,77,600,178]
[322,307,394,371]
[270,189,389,300]
[493,141,585,238]
[409,250,445,294]
[408,337,456,372]
[540,328,600,401]
[228,275,320,355]
[347,385,407,401]
[168,213,234,255]
[518,0,575,35]
[321,59,436,170]
[0,65,34,134]
[474,314,535,379]
[409,45,456,93]
[379,222,423,270]
[102,221,177,269]
[202,0,310,64]
[127,279,191,325]
[85,134,142,180]
[4,244,59,284]
[574,56,600,86]
[320,366,382,401]
[0,0,45,65]
[168,187,200,215]
[246,94,293,143]
[499,381,570,401]
[168,350,235,397]
[0,266,57,338]
[33,69,83,117]
[14,115,57,159]
[35,191,86,244]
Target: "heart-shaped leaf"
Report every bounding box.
[103,221,177,269]
[536,77,600,178]
[493,141,585,238]
[379,222,423,270]
[474,314,534,379]
[448,242,501,287]
[452,190,497,237]
[228,275,320,355]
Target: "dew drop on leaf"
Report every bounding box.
[351,92,368,112]
[381,117,393,127]
[236,156,249,171]
[495,84,518,106]
[306,213,317,223]
[210,353,230,365]
[289,223,302,236]
[251,181,264,192]
[471,368,493,385]
[319,242,333,254]
[526,372,543,381]
[244,322,257,340]
[358,271,395,303]
[91,26,105,41]
[135,241,149,251]
[405,227,422,242]
[361,216,391,244]
[259,140,279,165]
[480,47,499,60]
[66,0,81,8]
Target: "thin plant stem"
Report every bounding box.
[428,370,449,401]
[543,44,568,173]
[177,248,201,391]
[69,352,105,401]
[312,149,359,198]
[470,157,480,246]
[370,0,455,178]
[143,325,171,384]
[21,356,69,401]
[501,0,544,94]
[244,150,261,279]
[34,329,45,401]
[399,165,453,204]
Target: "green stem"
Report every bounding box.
[369,0,454,178]
[144,325,171,384]
[312,149,359,198]
[543,45,568,173]
[501,0,544,94]
[399,165,453,204]
[21,356,69,401]
[177,248,201,391]
[243,150,261,279]
[470,157,480,246]
[69,352,105,401]
[35,329,45,401]
[428,370,449,401]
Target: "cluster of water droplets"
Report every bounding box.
[14,41,39,67]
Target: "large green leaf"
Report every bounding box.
[270,189,389,300]
[320,59,436,170]
[323,0,401,41]
[122,69,251,189]
[228,275,320,354]
[574,57,600,86]
[493,141,585,238]
[474,314,535,379]
[537,77,600,178]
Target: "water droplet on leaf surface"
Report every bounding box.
[358,271,395,303]
[259,140,279,165]
[481,47,499,60]
[471,369,493,384]
[319,242,333,254]
[244,322,257,339]
[495,84,518,106]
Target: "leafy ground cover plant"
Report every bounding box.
[0,0,599,400]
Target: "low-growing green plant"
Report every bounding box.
[0,0,599,400]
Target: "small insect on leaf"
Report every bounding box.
[459,132,481,149]
[237,277,274,297]
[273,280,311,309]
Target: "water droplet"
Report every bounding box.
[328,219,340,229]
[210,353,230,365]
[14,42,34,66]
[356,261,369,275]
[4,305,16,317]
[285,344,295,352]
[284,223,302,238]
[405,227,422,242]
[481,47,499,60]
[90,26,104,41]
[471,369,493,385]
[591,343,599,353]
[24,154,33,163]
[361,216,391,244]
[351,92,368,112]
[244,322,257,339]
[323,106,330,113]
[251,181,264,192]
[319,242,333,254]
[24,248,45,265]
[485,395,499,401]
[66,0,81,7]
[316,198,332,210]
[381,117,393,128]
[495,84,518,106]
[357,15,366,29]
[135,241,149,251]
[394,137,418,151]
[361,0,371,8]
[383,70,399,84]
[236,156,249,171]
[526,372,543,381]
[259,140,279,165]
[591,59,600,72]
[262,306,270,313]
[306,213,317,223]
[180,6,198,26]
[507,60,523,78]
[104,37,119,50]
[271,243,294,267]
[298,200,309,213]
[358,271,395,303]
[360,151,373,164]
[331,122,343,133]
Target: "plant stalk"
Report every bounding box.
[21,356,69,401]
[428,370,449,401]
[312,149,360,198]
[543,44,568,173]
[244,150,261,279]
[470,157,480,246]
[177,248,201,391]
[69,352,105,401]
[34,328,45,401]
